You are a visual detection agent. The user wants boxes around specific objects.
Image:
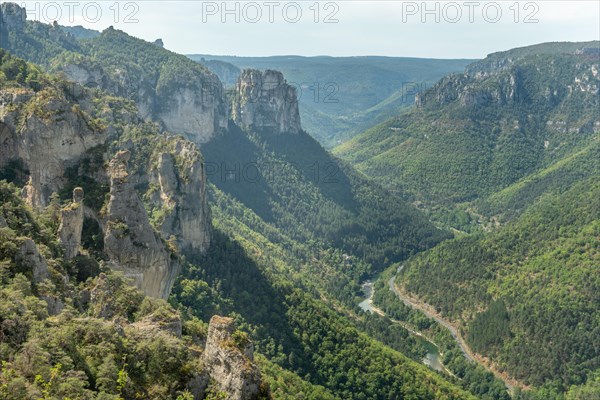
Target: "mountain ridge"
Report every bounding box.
[191,53,474,147]
[335,39,600,396]
[0,3,482,399]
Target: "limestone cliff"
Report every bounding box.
[104,150,180,299]
[15,238,49,284]
[203,316,267,400]
[232,69,302,134]
[147,140,211,254]
[0,2,25,32]
[50,26,229,144]
[60,62,108,89]
[155,71,228,144]
[0,88,108,208]
[416,47,599,110]
[0,53,212,298]
[58,187,85,259]
[416,71,526,108]
[0,2,24,49]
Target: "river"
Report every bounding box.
[358,280,446,373]
[387,274,474,362]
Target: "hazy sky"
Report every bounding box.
[14,0,600,58]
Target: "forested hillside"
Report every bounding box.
[335,42,599,226]
[173,184,478,400]
[3,3,597,398]
[337,41,600,397]
[0,45,477,399]
[397,176,599,393]
[0,4,482,399]
[202,124,450,278]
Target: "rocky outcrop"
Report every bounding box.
[103,150,180,299]
[416,70,528,108]
[61,62,108,88]
[232,69,302,134]
[148,141,211,254]
[54,27,228,144]
[156,78,228,144]
[1,59,211,300]
[0,2,26,32]
[42,295,65,316]
[88,272,119,319]
[58,187,85,259]
[458,70,525,107]
[1,5,213,299]
[0,88,108,208]
[15,239,49,283]
[417,46,599,110]
[202,316,265,400]
[131,311,183,338]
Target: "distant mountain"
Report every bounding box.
[335,41,599,215]
[190,54,474,147]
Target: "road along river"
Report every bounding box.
[387,266,517,392]
[358,280,447,373]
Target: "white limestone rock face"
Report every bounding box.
[416,49,599,110]
[0,2,26,31]
[55,33,229,144]
[0,83,211,300]
[147,140,211,254]
[156,75,228,144]
[202,316,265,400]
[103,150,180,299]
[233,69,302,134]
[60,63,108,88]
[0,89,108,208]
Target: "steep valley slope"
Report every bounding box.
[0,3,485,399]
[336,41,600,397]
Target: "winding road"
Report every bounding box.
[359,280,449,374]
[388,267,474,362]
[389,266,516,392]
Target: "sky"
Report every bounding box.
[12,0,600,59]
